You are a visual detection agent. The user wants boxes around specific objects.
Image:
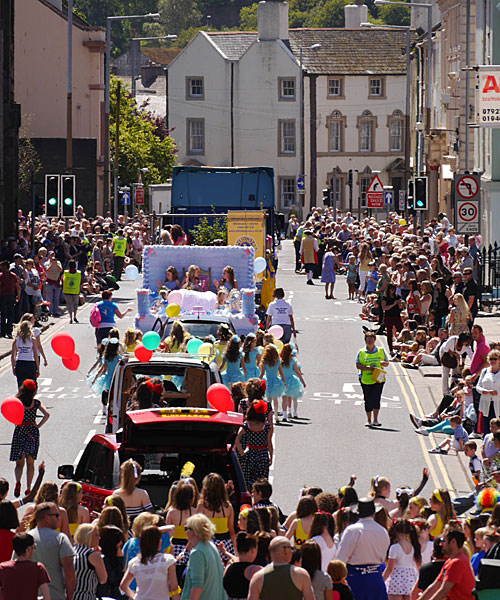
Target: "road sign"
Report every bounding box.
[296,176,305,191]
[398,190,405,211]
[122,192,130,205]
[366,174,384,208]
[135,184,144,205]
[456,200,480,234]
[384,190,393,205]
[476,67,500,127]
[454,174,480,201]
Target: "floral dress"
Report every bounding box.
[10,400,40,461]
[321,251,336,284]
[240,421,271,487]
[449,307,471,336]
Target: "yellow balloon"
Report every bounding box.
[166,303,180,318]
[274,339,283,352]
[198,343,213,357]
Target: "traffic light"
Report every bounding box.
[414,176,428,211]
[61,175,76,217]
[45,175,60,217]
[35,194,45,216]
[407,179,414,211]
[322,188,331,206]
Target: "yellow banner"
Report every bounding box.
[227,210,266,258]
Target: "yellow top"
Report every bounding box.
[126,342,138,353]
[294,518,309,548]
[69,522,79,536]
[210,516,229,535]
[173,525,187,540]
[429,513,443,538]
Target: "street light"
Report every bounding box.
[298,43,321,218]
[104,12,160,218]
[130,35,177,97]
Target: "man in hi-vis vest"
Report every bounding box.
[112,230,127,281]
[62,260,82,324]
[299,230,318,286]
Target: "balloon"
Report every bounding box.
[134,343,153,363]
[124,264,139,280]
[159,342,166,350]
[186,338,203,354]
[142,331,161,351]
[168,291,182,306]
[254,256,267,274]
[198,343,213,358]
[62,353,80,371]
[166,303,180,318]
[1,397,24,425]
[268,325,284,340]
[51,332,75,359]
[207,383,234,413]
[274,339,283,352]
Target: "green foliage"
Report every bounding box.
[304,0,350,27]
[240,4,257,30]
[109,76,177,199]
[18,116,42,193]
[377,1,410,26]
[157,0,202,35]
[189,215,227,246]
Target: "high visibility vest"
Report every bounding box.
[113,238,126,257]
[62,271,81,295]
[358,347,386,384]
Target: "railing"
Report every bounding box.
[478,243,500,311]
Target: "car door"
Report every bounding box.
[74,440,117,512]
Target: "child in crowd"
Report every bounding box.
[429,415,468,455]
[383,519,421,599]
[359,294,379,322]
[344,255,358,300]
[464,441,482,485]
[259,344,286,422]
[220,335,246,388]
[280,343,306,421]
[482,417,500,462]
[122,328,139,353]
[327,560,353,600]
[471,527,488,575]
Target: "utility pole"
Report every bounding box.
[66,0,73,173]
[113,81,121,222]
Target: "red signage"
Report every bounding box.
[135,184,144,205]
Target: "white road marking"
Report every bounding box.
[37,378,53,386]
[342,383,358,393]
[73,449,84,467]
[83,429,96,445]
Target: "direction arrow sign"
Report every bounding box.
[384,191,393,205]
[122,192,130,205]
[366,174,384,208]
[296,176,305,190]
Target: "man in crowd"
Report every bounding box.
[462,267,479,323]
[266,287,296,344]
[0,260,20,338]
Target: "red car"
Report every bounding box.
[58,408,250,513]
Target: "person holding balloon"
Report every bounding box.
[220,335,246,388]
[9,379,49,498]
[265,287,295,344]
[11,318,39,388]
[94,289,132,344]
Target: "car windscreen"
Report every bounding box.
[128,364,198,393]
[163,320,233,340]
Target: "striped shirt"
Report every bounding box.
[73,545,98,600]
[126,503,153,522]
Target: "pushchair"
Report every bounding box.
[94,272,120,292]
[38,301,51,323]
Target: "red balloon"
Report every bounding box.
[134,344,153,363]
[51,332,75,359]
[1,397,24,425]
[207,383,234,413]
[62,353,80,371]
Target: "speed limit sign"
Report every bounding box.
[456,199,480,234]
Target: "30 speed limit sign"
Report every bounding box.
[456,200,480,234]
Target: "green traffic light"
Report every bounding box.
[48,198,57,205]
[64,198,73,205]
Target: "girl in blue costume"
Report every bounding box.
[90,335,121,413]
[242,333,262,380]
[220,335,246,388]
[259,344,286,422]
[280,343,306,421]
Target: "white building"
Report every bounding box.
[167,1,407,216]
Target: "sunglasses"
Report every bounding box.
[489,358,499,362]
[184,526,193,531]
[47,513,60,518]
[279,544,293,550]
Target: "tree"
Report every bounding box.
[378,1,410,26]
[109,76,177,195]
[18,116,42,193]
[157,0,202,35]
[189,215,227,246]
[304,0,350,27]
[240,3,257,29]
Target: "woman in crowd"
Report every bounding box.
[97,525,125,600]
[381,284,404,357]
[197,472,236,557]
[9,379,49,498]
[427,489,455,538]
[21,313,48,368]
[300,539,333,600]
[356,331,389,428]
[114,460,153,524]
[11,318,39,387]
[73,524,107,600]
[476,349,500,436]
[406,280,422,324]
[0,501,19,562]
[447,293,471,336]
[286,495,318,547]
[165,480,196,576]
[164,321,190,353]
[58,481,90,540]
[309,511,337,571]
[433,277,451,330]
[22,481,71,539]
[96,506,128,540]
[223,532,261,600]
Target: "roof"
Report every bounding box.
[206,31,257,60]
[141,47,183,66]
[288,28,410,75]
[126,407,243,427]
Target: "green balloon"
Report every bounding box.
[143,331,161,351]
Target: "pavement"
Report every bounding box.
[1,242,492,515]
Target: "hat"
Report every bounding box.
[355,497,376,518]
[13,253,23,260]
[48,251,55,256]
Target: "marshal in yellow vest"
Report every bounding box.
[113,238,127,257]
[358,347,386,384]
[62,271,81,295]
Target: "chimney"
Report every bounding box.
[344,1,368,28]
[257,1,289,41]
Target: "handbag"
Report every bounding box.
[441,351,458,369]
[465,403,477,422]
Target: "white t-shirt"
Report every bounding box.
[266,298,293,325]
[15,336,35,361]
[128,552,176,600]
[421,540,433,564]
[388,542,417,568]
[311,534,337,571]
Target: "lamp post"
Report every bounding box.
[298,43,321,218]
[130,35,177,97]
[104,12,160,218]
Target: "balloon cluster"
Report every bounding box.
[51,333,80,371]
[134,330,161,362]
[166,290,182,318]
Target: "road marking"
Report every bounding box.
[83,429,96,446]
[73,449,84,467]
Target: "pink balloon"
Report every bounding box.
[134,343,153,363]
[51,332,75,359]
[268,325,284,340]
[62,353,80,371]
[168,291,182,306]
[1,397,24,425]
[207,383,234,413]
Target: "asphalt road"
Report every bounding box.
[0,241,472,515]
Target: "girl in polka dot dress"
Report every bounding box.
[234,400,273,488]
[383,518,421,600]
[9,379,50,497]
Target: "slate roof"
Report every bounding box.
[288,28,410,75]
[206,32,258,60]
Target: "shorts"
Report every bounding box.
[361,382,384,412]
[451,437,463,451]
[64,293,79,312]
